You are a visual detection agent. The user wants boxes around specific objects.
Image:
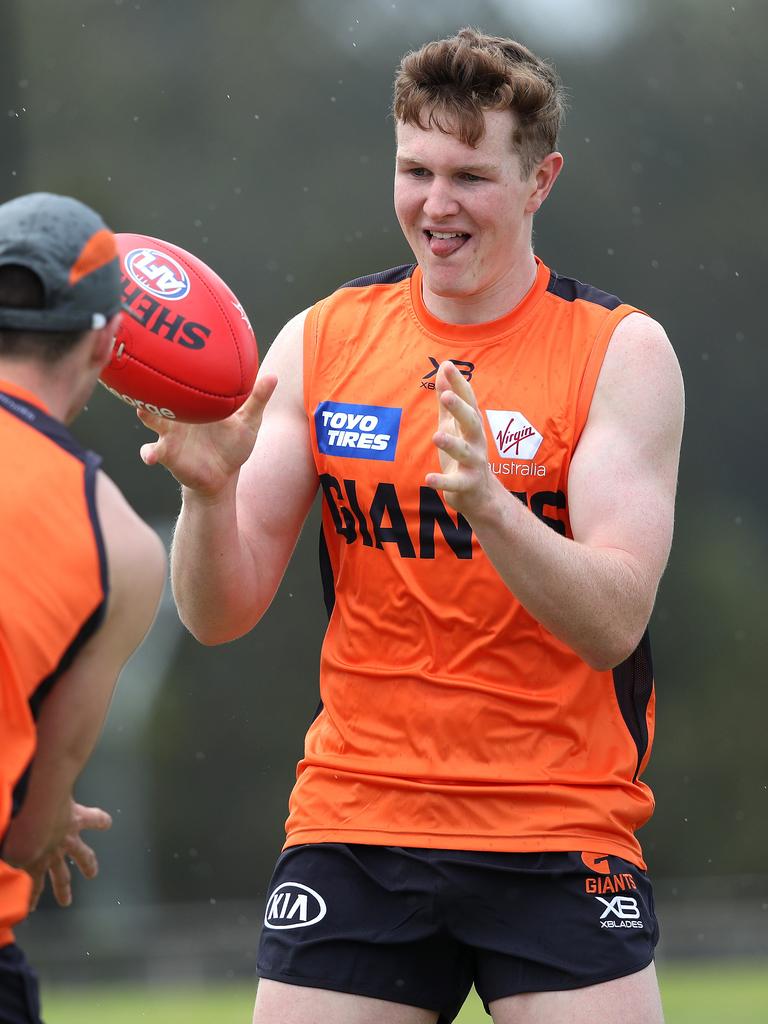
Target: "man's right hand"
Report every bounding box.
[4,799,113,911]
[33,802,113,910]
[137,372,277,497]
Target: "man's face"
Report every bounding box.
[394,109,541,309]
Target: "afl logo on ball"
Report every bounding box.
[264,882,327,930]
[124,247,190,301]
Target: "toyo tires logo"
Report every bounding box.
[124,247,190,300]
[314,401,402,462]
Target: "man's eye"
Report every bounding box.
[461,173,483,183]
[409,167,429,177]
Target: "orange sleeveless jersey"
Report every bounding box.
[0,381,107,945]
[287,257,656,869]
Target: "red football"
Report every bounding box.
[100,233,258,422]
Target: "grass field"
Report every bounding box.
[42,960,768,1023]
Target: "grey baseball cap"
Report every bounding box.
[0,192,121,332]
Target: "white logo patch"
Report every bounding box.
[596,895,644,929]
[485,410,543,460]
[264,882,327,930]
[124,247,190,300]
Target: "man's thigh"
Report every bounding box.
[253,979,439,1024]
[488,962,664,1024]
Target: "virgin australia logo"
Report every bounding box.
[485,410,544,460]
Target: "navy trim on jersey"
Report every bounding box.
[612,630,654,781]
[546,271,623,311]
[318,525,336,619]
[340,264,416,290]
[83,449,109,603]
[310,526,337,728]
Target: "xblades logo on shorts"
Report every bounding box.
[595,895,644,929]
[264,882,327,930]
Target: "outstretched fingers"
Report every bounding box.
[237,372,278,429]
[432,429,474,466]
[427,362,494,512]
[63,834,100,881]
[72,803,113,833]
[46,852,72,908]
[435,363,484,441]
[136,406,180,466]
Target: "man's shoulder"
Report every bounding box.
[95,471,166,582]
[544,267,628,313]
[0,386,95,466]
[336,263,416,292]
[308,263,417,323]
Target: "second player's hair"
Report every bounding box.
[393,27,565,177]
[0,265,85,362]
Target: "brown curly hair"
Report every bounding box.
[393,27,566,177]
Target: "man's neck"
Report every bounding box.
[0,360,70,421]
[421,250,538,326]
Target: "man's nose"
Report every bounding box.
[422,178,461,220]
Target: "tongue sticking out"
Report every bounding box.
[427,232,468,257]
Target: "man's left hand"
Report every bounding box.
[425,360,498,519]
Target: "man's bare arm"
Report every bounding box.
[3,473,166,872]
[144,310,318,645]
[427,313,684,669]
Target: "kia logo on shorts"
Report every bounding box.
[264,882,327,930]
[124,248,190,300]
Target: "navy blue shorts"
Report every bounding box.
[0,944,42,1024]
[257,844,659,1023]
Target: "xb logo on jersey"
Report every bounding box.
[420,356,475,389]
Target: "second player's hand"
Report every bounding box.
[425,361,498,519]
[9,800,113,911]
[137,373,277,497]
[39,802,112,910]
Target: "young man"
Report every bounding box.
[141,28,683,1024]
[0,192,166,1024]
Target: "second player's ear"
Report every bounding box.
[92,312,122,371]
[526,151,564,214]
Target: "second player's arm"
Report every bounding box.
[169,310,318,644]
[3,474,166,880]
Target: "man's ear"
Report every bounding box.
[525,151,564,215]
[91,312,122,371]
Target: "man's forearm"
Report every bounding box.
[470,480,655,670]
[171,478,267,644]
[3,678,111,866]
